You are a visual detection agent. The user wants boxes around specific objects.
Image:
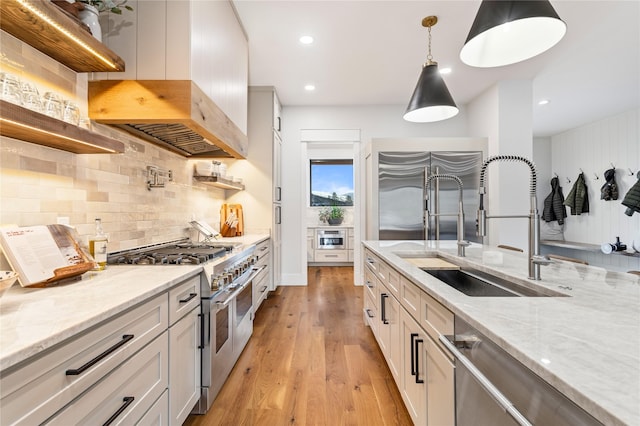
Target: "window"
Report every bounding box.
[310,159,354,206]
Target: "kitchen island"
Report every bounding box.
[363,240,640,426]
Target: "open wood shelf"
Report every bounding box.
[0,100,125,154]
[0,0,125,72]
[193,175,244,190]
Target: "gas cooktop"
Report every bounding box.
[107,240,233,265]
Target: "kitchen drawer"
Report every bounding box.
[46,332,169,425]
[314,250,348,262]
[254,239,270,261]
[400,275,420,321]
[0,294,168,426]
[363,281,377,331]
[364,249,380,275]
[253,268,270,310]
[386,266,401,299]
[420,291,454,353]
[169,275,200,326]
[137,390,169,426]
[364,267,377,302]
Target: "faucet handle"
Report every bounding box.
[457,240,471,247]
[531,255,554,266]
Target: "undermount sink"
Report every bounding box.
[423,267,566,297]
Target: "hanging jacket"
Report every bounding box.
[542,177,567,224]
[600,168,619,201]
[621,173,640,216]
[563,173,589,215]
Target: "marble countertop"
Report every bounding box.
[363,240,640,426]
[0,234,269,372]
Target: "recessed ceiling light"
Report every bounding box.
[538,99,550,105]
[299,35,314,45]
[304,84,316,91]
[439,67,452,75]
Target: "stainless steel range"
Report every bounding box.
[107,238,265,414]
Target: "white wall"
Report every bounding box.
[280,105,469,286]
[551,109,640,246]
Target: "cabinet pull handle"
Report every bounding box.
[277,116,281,132]
[366,257,375,265]
[276,205,282,224]
[66,334,134,376]
[365,309,375,318]
[276,186,282,202]
[410,333,418,376]
[366,280,374,289]
[179,292,198,303]
[381,293,389,324]
[103,396,134,426]
[260,285,268,293]
[198,313,205,349]
[415,338,424,384]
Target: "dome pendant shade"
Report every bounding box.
[460,0,567,68]
[403,63,459,123]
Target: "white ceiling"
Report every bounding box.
[233,0,640,137]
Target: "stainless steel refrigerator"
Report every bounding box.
[378,151,483,241]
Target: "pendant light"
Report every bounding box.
[460,0,567,68]
[403,16,459,123]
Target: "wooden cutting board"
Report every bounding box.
[404,257,460,270]
[220,203,244,236]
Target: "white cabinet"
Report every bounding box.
[0,274,204,426]
[400,308,427,425]
[46,333,169,425]
[228,87,281,288]
[309,227,354,263]
[253,238,271,312]
[362,248,455,426]
[307,228,315,261]
[168,276,200,426]
[0,294,168,425]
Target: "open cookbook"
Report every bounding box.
[0,224,95,287]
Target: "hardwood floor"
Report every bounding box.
[184,266,412,426]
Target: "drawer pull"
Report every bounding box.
[260,285,268,293]
[365,309,375,318]
[179,292,198,303]
[103,396,134,426]
[66,334,134,376]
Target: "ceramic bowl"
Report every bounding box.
[0,271,19,297]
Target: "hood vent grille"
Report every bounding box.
[89,80,248,159]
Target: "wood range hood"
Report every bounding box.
[88,80,248,159]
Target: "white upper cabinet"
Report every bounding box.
[99,0,248,135]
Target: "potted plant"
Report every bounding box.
[77,0,133,42]
[319,206,344,225]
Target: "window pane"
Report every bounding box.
[310,160,354,206]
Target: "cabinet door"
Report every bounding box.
[378,284,401,383]
[307,236,315,261]
[426,334,455,426]
[400,309,427,425]
[169,307,200,426]
[273,131,282,202]
[137,390,169,426]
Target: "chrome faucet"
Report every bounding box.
[477,155,546,280]
[426,174,470,257]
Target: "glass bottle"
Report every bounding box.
[89,218,108,270]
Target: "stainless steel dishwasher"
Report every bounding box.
[440,318,603,426]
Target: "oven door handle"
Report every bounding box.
[216,266,266,308]
[439,335,533,426]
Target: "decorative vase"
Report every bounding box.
[78,4,102,42]
[327,218,343,226]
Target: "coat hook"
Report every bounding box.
[610,163,616,169]
[566,177,571,183]
[554,172,559,178]
[630,168,636,176]
[593,172,599,180]
[579,168,583,174]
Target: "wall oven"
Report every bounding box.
[316,229,346,249]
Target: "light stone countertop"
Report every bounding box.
[0,234,269,372]
[363,240,640,426]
